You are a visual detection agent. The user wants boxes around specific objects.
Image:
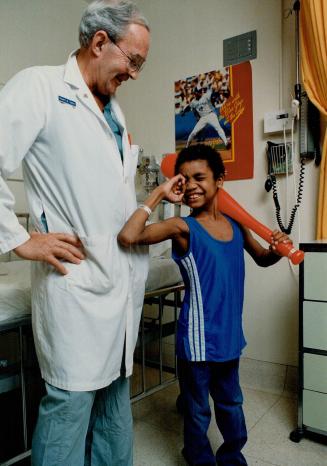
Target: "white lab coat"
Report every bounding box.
[0,53,148,390]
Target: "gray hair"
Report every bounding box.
[79,0,150,48]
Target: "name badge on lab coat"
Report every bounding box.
[58,95,76,108]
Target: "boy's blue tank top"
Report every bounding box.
[172,215,246,362]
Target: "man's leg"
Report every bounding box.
[207,113,228,146]
[31,383,95,466]
[186,119,207,147]
[178,359,216,466]
[210,359,247,466]
[86,375,133,466]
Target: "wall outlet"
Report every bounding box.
[264,110,292,133]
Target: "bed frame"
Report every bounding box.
[0,279,184,465]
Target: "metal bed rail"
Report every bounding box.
[132,283,184,403]
[0,212,31,465]
[0,318,32,466]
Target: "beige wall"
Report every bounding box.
[0,0,320,365]
[0,0,87,210]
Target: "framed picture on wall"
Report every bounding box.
[175,62,254,181]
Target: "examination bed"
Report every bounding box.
[0,250,183,465]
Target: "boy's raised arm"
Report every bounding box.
[118,174,185,247]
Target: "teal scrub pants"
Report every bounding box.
[31,375,132,466]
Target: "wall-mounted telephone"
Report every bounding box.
[265,140,304,235]
[264,93,321,235]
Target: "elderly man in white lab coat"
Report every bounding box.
[0,1,150,465]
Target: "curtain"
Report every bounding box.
[300,0,327,238]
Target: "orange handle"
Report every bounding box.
[217,189,304,265]
[161,153,177,178]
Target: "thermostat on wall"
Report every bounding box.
[264,110,292,134]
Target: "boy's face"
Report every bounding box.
[178,159,223,209]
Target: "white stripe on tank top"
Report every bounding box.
[181,253,206,361]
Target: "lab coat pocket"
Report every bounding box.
[129,144,140,177]
[28,197,49,233]
[62,234,116,295]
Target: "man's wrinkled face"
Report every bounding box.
[95,23,150,97]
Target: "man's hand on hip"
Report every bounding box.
[14,232,85,275]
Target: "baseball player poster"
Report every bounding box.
[175,62,253,181]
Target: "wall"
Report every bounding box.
[0,0,320,365]
[0,0,88,211]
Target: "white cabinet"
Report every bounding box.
[303,301,327,351]
[303,252,327,301]
[303,353,327,393]
[290,243,327,443]
[303,391,327,433]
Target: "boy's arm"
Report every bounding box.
[118,175,187,247]
[242,226,292,267]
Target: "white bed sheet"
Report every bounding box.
[0,261,32,323]
[0,256,182,323]
[146,257,182,292]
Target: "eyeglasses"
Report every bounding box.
[108,35,145,73]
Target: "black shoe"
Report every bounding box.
[182,448,216,466]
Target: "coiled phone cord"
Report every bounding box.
[271,156,305,235]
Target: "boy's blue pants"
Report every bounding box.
[31,375,132,466]
[178,358,248,466]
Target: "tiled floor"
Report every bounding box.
[132,381,327,466]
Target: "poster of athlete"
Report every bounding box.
[175,62,254,181]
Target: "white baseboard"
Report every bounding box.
[240,356,297,396]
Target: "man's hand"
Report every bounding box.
[14,232,85,275]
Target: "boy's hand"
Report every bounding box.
[269,230,292,255]
[161,174,185,204]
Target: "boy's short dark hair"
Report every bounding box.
[175,144,225,180]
